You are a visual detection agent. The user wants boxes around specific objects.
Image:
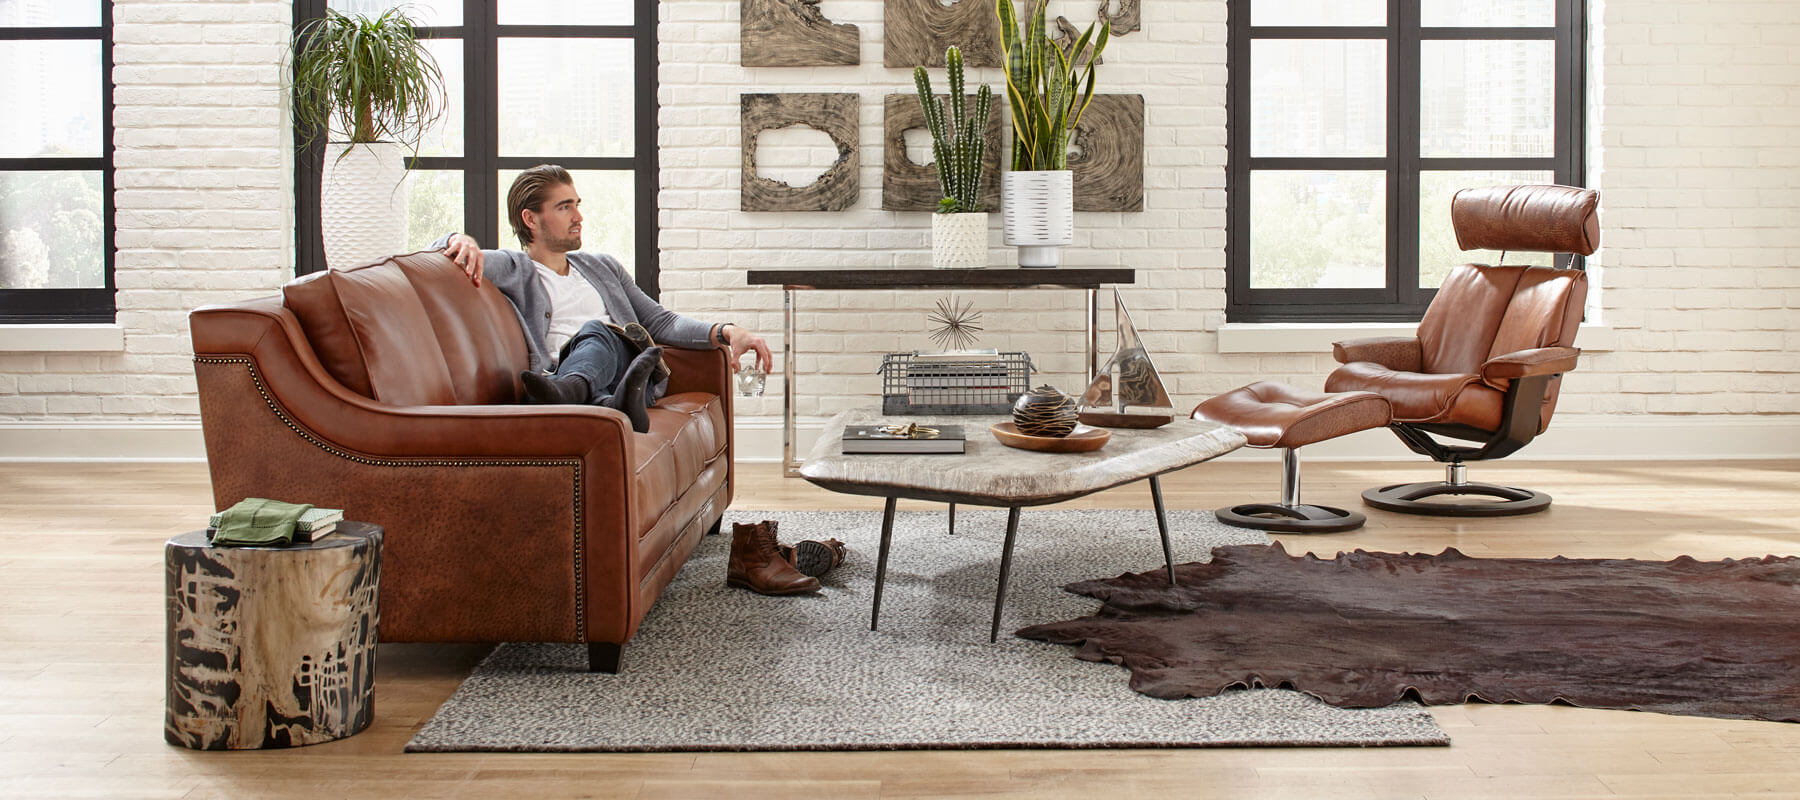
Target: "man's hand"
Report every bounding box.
[442,233,485,286]
[724,325,773,374]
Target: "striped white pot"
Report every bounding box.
[1002,170,1075,268]
[319,141,410,270]
[931,212,989,269]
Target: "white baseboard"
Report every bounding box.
[731,414,1800,463]
[3,415,1796,463]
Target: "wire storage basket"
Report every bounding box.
[880,352,1033,415]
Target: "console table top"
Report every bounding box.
[746,266,1136,290]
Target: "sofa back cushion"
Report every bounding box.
[283,251,527,406]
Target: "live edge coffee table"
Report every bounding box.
[801,409,1245,641]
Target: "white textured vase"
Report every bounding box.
[931,212,989,269]
[1002,170,1075,268]
[319,141,410,269]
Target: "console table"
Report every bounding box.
[745,267,1137,475]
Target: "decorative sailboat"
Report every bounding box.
[1077,289,1175,428]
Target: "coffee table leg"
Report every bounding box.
[947,502,956,535]
[990,507,1022,643]
[871,496,898,631]
[1150,476,1177,586]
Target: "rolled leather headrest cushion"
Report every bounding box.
[1451,184,1599,256]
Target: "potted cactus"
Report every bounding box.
[914,46,994,269]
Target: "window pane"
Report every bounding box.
[416,39,463,157]
[1419,171,1555,287]
[0,1,99,27]
[404,170,464,253]
[1420,40,1554,158]
[0,171,103,289]
[1252,0,1384,26]
[1422,1,1553,27]
[500,1,632,26]
[1251,40,1385,157]
[496,169,634,268]
[0,41,101,158]
[326,0,461,27]
[1250,171,1385,289]
[498,39,634,158]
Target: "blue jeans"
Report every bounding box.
[551,320,667,406]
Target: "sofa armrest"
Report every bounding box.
[662,343,732,400]
[1332,336,1423,371]
[1480,346,1580,390]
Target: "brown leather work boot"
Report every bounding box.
[727,520,820,595]
[777,538,847,579]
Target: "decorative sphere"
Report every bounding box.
[1012,385,1078,437]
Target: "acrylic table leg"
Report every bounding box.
[782,287,798,477]
[1087,288,1099,385]
[989,507,1023,643]
[1150,475,1177,586]
[870,496,898,631]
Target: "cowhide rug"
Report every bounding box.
[1019,543,1800,723]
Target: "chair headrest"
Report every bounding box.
[1451,185,1599,256]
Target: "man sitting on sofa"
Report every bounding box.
[435,164,772,434]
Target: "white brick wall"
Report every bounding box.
[1,0,1796,459]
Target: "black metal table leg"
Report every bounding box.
[989,507,1022,643]
[947,502,956,535]
[1150,475,1177,586]
[871,496,898,631]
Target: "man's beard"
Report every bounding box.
[543,230,581,252]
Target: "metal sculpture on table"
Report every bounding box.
[1078,289,1174,428]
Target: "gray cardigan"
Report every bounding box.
[433,235,716,374]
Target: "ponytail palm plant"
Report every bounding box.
[914,46,994,213]
[290,7,446,157]
[996,0,1110,171]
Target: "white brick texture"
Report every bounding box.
[1,0,1796,455]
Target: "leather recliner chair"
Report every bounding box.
[189,250,735,672]
[1324,184,1598,516]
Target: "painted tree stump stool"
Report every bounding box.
[164,522,382,749]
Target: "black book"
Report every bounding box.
[842,424,966,454]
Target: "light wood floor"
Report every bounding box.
[4,459,1799,799]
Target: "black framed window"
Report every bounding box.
[294,0,661,296]
[0,0,113,323]
[1227,0,1585,322]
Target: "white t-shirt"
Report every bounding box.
[534,260,614,366]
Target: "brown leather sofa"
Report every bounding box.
[1325,184,1597,516]
[189,251,734,673]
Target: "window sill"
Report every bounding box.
[1218,322,1614,354]
[0,324,126,353]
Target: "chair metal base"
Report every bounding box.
[1215,502,1366,533]
[1362,481,1551,517]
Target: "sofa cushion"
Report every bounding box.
[282,251,528,406]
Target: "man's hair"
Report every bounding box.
[507,164,574,247]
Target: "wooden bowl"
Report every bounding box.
[990,422,1111,453]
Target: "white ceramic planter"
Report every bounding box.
[319,141,410,269]
[1002,170,1075,268]
[931,212,989,269]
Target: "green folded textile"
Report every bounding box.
[211,498,315,547]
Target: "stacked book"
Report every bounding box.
[842,424,966,455]
[906,350,1009,406]
[206,507,345,543]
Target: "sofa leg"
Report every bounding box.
[706,517,722,536]
[588,642,622,673]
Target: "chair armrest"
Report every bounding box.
[1480,346,1581,390]
[1332,336,1422,371]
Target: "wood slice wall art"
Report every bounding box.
[1071,94,1145,212]
[882,94,1005,212]
[1100,0,1142,35]
[741,0,859,67]
[741,93,860,212]
[884,0,1003,68]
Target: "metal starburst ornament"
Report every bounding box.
[926,297,984,351]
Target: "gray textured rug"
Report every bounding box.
[406,509,1448,752]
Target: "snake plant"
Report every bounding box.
[997,0,1110,171]
[914,46,994,214]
